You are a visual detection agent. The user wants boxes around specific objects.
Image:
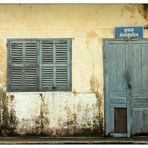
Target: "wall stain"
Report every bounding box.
[124,5,136,16]
[72,89,77,96]
[128,4,148,27]
[120,8,124,17]
[121,5,143,18]
[29,6,32,10]
[0,89,18,137]
[90,74,104,135]
[87,31,98,38]
[9,95,19,136]
[143,4,148,19]
[64,105,77,132]
[0,43,6,86]
[0,90,103,137]
[34,93,50,136]
[0,89,9,137]
[136,4,148,20]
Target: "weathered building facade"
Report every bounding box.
[0,4,148,137]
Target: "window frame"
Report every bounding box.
[7,38,72,92]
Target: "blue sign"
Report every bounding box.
[115,26,144,39]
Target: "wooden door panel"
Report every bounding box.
[104,40,128,136]
[114,108,127,133]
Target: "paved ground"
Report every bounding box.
[0,137,148,144]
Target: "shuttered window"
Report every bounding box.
[7,39,72,92]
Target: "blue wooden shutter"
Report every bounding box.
[40,40,54,90]
[54,39,72,91]
[8,40,39,92]
[8,41,24,91]
[40,39,72,91]
[24,41,38,91]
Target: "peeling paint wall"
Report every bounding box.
[0,4,148,137]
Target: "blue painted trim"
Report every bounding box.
[110,108,114,133]
[126,40,132,138]
[103,40,110,135]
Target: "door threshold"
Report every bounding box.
[110,133,128,137]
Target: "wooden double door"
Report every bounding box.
[104,39,148,137]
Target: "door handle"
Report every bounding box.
[53,86,56,89]
[128,83,132,89]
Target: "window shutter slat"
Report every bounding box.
[55,42,67,64]
[24,67,38,90]
[25,42,38,64]
[10,67,24,90]
[41,66,53,89]
[42,41,53,64]
[11,43,23,64]
[56,66,68,88]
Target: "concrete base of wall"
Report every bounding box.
[0,137,148,144]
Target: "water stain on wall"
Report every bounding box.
[0,89,18,137]
[136,4,148,20]
[124,5,136,17]
[87,31,98,38]
[0,43,6,86]
[121,4,148,19]
[33,93,50,136]
[90,74,104,135]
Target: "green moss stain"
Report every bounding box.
[0,88,103,137]
[64,105,77,129]
[9,95,19,135]
[0,89,9,136]
[34,93,50,135]
[90,74,104,135]
[0,89,18,136]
